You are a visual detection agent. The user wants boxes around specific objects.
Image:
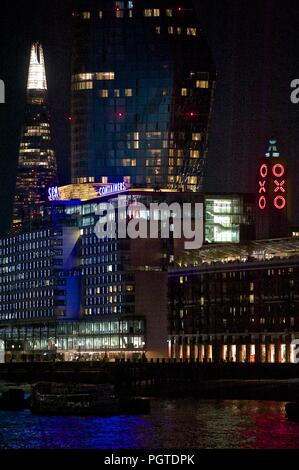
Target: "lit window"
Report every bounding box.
[192,133,202,141]
[196,80,209,89]
[187,27,197,36]
[125,88,133,97]
[115,2,124,18]
[74,73,93,81]
[74,81,93,91]
[166,9,173,16]
[82,11,90,20]
[99,11,103,18]
[122,159,136,167]
[155,26,161,34]
[100,89,109,98]
[181,88,187,96]
[144,9,160,17]
[177,27,181,34]
[187,176,197,184]
[114,89,120,97]
[168,26,173,34]
[95,72,115,80]
[190,150,200,159]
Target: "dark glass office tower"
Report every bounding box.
[12,43,57,233]
[71,1,215,192]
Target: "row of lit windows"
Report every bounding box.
[0,310,54,321]
[181,82,209,94]
[1,270,52,284]
[85,295,126,306]
[0,298,54,311]
[0,289,55,302]
[0,320,143,338]
[78,7,191,20]
[83,273,126,283]
[73,72,115,82]
[0,279,54,293]
[125,131,202,141]
[155,26,197,36]
[99,88,133,98]
[84,307,121,315]
[75,83,207,95]
[0,231,51,246]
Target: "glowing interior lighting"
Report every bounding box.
[27,43,47,91]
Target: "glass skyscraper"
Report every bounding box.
[71,0,215,192]
[12,43,57,233]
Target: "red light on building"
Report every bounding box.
[186,111,197,118]
[116,111,124,118]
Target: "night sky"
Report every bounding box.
[0,0,299,235]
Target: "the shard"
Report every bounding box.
[11,43,57,233]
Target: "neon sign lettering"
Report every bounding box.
[274,195,286,210]
[98,182,128,197]
[258,163,268,210]
[272,163,285,178]
[258,195,266,210]
[274,180,285,193]
[258,180,266,193]
[260,163,268,178]
[48,186,60,201]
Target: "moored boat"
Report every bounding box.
[30,382,120,416]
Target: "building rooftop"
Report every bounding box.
[172,237,299,271]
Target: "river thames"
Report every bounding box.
[1,399,299,449]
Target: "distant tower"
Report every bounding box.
[11,43,57,233]
[256,137,290,239]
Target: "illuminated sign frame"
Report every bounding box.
[257,160,287,211]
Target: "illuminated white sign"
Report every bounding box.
[48,186,61,201]
[98,182,128,197]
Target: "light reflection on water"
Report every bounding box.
[1,399,299,449]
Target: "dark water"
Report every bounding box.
[1,399,299,449]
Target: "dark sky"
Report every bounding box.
[1,0,299,235]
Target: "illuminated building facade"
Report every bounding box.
[169,238,299,363]
[2,184,196,360]
[205,194,255,243]
[2,179,299,362]
[71,0,215,192]
[256,137,290,239]
[12,43,57,233]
